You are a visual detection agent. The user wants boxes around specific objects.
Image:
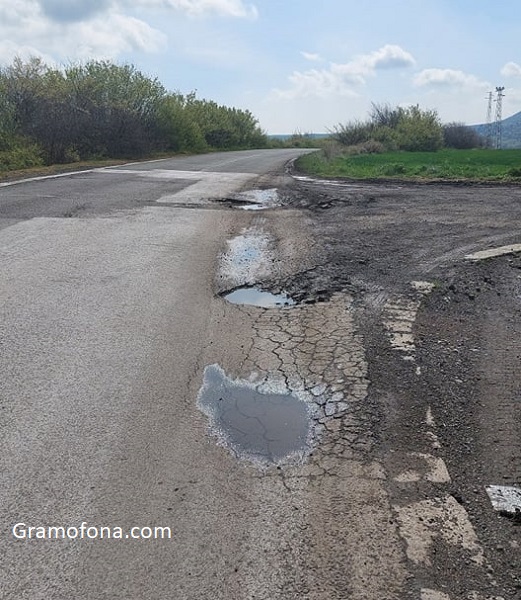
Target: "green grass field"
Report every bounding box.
[297,149,521,182]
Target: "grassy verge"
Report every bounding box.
[0,153,195,183]
[0,159,134,182]
[296,148,521,182]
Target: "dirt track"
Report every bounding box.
[260,173,521,598]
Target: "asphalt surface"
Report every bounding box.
[1,150,520,599]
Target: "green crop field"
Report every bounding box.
[297,149,521,182]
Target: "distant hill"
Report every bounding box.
[472,111,521,149]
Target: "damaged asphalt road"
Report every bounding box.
[1,150,520,599]
[259,173,521,598]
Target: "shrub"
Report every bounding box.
[507,166,521,178]
[395,105,443,152]
[330,120,374,146]
[321,140,347,159]
[333,103,443,152]
[382,163,407,176]
[0,140,44,172]
[358,139,385,154]
[443,122,484,149]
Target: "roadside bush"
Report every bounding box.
[507,166,521,178]
[0,57,268,171]
[381,163,406,176]
[0,140,44,172]
[356,139,385,154]
[321,140,347,159]
[330,120,374,146]
[333,103,443,153]
[443,122,483,149]
[369,103,403,129]
[395,105,443,152]
[157,94,207,152]
[282,131,314,148]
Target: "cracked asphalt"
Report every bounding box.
[1,150,520,599]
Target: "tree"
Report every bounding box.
[443,122,483,149]
[0,57,268,169]
[157,94,206,152]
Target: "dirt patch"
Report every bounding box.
[261,173,521,597]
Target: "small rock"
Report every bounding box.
[311,383,327,396]
[324,403,336,417]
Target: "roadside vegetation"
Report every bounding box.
[0,57,268,176]
[296,103,521,182]
[298,148,521,181]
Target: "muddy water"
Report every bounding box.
[230,188,281,210]
[197,365,314,466]
[219,227,273,288]
[223,287,295,308]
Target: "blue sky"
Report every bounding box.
[2,0,521,133]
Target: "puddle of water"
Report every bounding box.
[219,228,273,287]
[223,286,296,308]
[230,188,280,210]
[197,365,314,466]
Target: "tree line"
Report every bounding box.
[330,103,484,153]
[0,57,268,172]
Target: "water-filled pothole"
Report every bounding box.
[223,286,296,308]
[219,228,273,288]
[228,188,281,210]
[197,365,314,466]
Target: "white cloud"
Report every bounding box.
[414,68,488,89]
[301,51,321,62]
[0,0,256,66]
[354,44,416,71]
[73,14,167,57]
[501,61,521,78]
[275,44,415,100]
[128,0,257,18]
[0,7,167,65]
[39,0,112,23]
[276,68,360,100]
[0,40,56,66]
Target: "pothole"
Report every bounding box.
[226,188,281,210]
[219,227,273,288]
[223,286,296,308]
[197,365,316,467]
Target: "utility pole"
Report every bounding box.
[495,86,505,149]
[485,91,493,148]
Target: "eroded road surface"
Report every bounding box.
[1,150,520,599]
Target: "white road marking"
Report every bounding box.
[421,589,451,600]
[384,281,434,362]
[0,169,97,187]
[394,495,485,567]
[465,244,521,260]
[485,485,521,515]
[394,453,451,484]
[101,168,256,204]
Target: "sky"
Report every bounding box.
[2,0,521,133]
